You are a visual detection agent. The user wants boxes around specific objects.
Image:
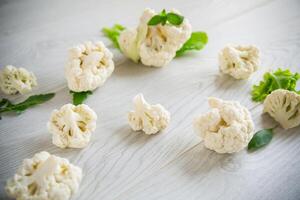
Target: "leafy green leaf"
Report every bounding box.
[0,93,55,114]
[70,91,92,105]
[148,15,165,26]
[176,32,208,56]
[160,9,167,16]
[102,24,125,49]
[251,69,300,102]
[0,99,12,108]
[166,13,184,25]
[148,9,184,26]
[248,129,273,151]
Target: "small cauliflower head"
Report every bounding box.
[264,89,300,129]
[0,65,37,95]
[5,151,82,200]
[47,104,97,148]
[193,97,254,153]
[219,45,260,79]
[118,8,192,67]
[65,41,114,92]
[128,94,170,134]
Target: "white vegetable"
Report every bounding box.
[128,94,170,134]
[193,97,254,153]
[264,89,300,129]
[0,65,37,95]
[65,41,114,92]
[118,29,140,63]
[47,104,97,148]
[219,45,260,79]
[118,8,192,67]
[5,151,82,200]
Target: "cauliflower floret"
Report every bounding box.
[0,65,37,95]
[264,89,300,129]
[118,8,192,67]
[193,97,254,153]
[5,151,82,200]
[47,104,97,148]
[128,94,170,134]
[65,41,114,92]
[219,45,260,79]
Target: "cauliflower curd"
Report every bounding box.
[118,8,192,67]
[264,89,300,129]
[219,45,260,79]
[193,97,254,153]
[5,151,82,200]
[0,65,37,95]
[128,94,170,134]
[47,104,97,148]
[65,41,114,92]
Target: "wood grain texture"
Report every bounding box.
[0,0,300,199]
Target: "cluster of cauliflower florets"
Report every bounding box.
[193,97,254,153]
[47,104,97,148]
[65,41,114,92]
[219,45,260,79]
[5,151,82,200]
[2,7,300,200]
[0,65,37,95]
[263,89,300,129]
[128,94,170,135]
[118,8,192,67]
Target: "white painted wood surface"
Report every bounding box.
[0,0,300,199]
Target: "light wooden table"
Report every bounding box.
[1,0,300,199]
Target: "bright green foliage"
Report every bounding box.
[176,32,208,56]
[70,91,92,105]
[252,69,300,102]
[248,129,273,151]
[0,93,55,116]
[148,9,184,26]
[102,24,125,49]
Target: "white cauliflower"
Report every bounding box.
[118,8,192,67]
[264,89,300,129]
[47,104,97,148]
[5,151,82,200]
[219,45,260,79]
[65,41,114,92]
[118,29,140,63]
[193,97,254,153]
[0,65,37,95]
[128,94,170,134]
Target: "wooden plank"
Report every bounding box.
[0,0,299,199]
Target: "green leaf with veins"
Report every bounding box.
[0,93,55,114]
[167,13,184,25]
[251,68,300,102]
[148,9,184,26]
[248,129,273,151]
[176,32,208,56]
[102,24,125,49]
[147,15,165,26]
[70,91,92,105]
